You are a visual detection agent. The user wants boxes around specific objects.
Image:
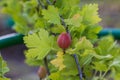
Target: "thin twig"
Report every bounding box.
[44,57,50,75]
[36,0,45,16]
[73,54,83,80]
[101,68,110,79]
[46,0,56,5]
[60,16,68,32]
[37,0,46,9]
[93,70,97,77]
[46,0,52,5]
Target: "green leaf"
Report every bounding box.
[67,37,93,54]
[55,0,80,9]
[42,5,60,24]
[109,57,120,72]
[92,77,106,80]
[0,55,9,78]
[13,23,30,34]
[92,61,108,71]
[61,54,78,76]
[1,0,22,14]
[115,73,120,80]
[25,55,44,66]
[80,50,94,66]
[51,25,65,33]
[49,72,63,80]
[84,25,102,39]
[23,0,37,17]
[34,18,46,29]
[0,77,10,80]
[63,76,80,80]
[92,53,113,60]
[24,29,54,60]
[110,46,120,58]
[83,66,93,79]
[65,13,82,27]
[75,37,93,51]
[55,0,80,17]
[83,49,113,60]
[69,24,87,39]
[80,4,101,25]
[95,36,115,55]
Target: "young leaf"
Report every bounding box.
[50,51,65,71]
[84,25,102,39]
[75,37,93,51]
[115,73,120,80]
[109,57,120,72]
[24,29,54,60]
[92,61,108,71]
[34,18,46,29]
[83,66,93,79]
[13,23,30,34]
[25,57,44,66]
[55,0,80,17]
[80,4,101,25]
[80,50,94,66]
[49,71,63,80]
[0,55,10,79]
[51,25,65,33]
[42,5,60,24]
[61,54,78,76]
[0,77,10,80]
[95,36,115,55]
[67,37,93,54]
[65,13,82,27]
[1,0,22,15]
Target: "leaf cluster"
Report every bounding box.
[0,55,10,80]
[1,0,120,80]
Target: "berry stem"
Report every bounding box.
[63,49,66,54]
[44,57,50,75]
[73,54,83,80]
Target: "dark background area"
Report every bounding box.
[0,0,120,80]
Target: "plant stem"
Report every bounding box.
[44,57,50,75]
[93,70,97,77]
[37,0,46,9]
[99,71,102,80]
[46,0,52,5]
[36,1,50,75]
[101,68,110,79]
[46,0,56,5]
[60,16,69,32]
[73,54,83,80]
